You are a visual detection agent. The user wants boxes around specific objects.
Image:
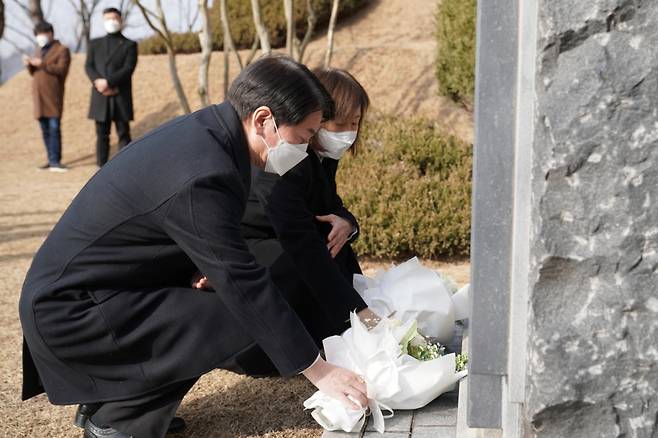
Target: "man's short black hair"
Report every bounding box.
[228,55,335,126]
[103,7,122,17]
[34,21,54,35]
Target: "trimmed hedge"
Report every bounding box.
[435,0,476,105]
[139,0,369,55]
[336,117,472,259]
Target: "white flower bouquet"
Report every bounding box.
[303,313,468,433]
[353,257,470,344]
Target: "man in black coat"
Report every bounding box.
[19,56,369,438]
[85,7,137,167]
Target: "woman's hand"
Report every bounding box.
[303,357,368,410]
[356,308,381,329]
[315,214,354,258]
[191,272,213,291]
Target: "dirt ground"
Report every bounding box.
[0,0,471,436]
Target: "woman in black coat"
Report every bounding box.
[206,69,374,375]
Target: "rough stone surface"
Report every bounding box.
[528,1,658,437]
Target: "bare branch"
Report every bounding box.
[283,0,293,57]
[324,0,339,68]
[297,0,316,63]
[5,22,35,43]
[244,32,259,66]
[197,0,212,105]
[219,0,242,69]
[250,0,270,54]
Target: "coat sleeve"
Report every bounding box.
[325,159,360,242]
[106,41,137,88]
[43,47,71,78]
[254,162,368,324]
[163,172,319,376]
[85,41,101,81]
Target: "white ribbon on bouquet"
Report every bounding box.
[353,257,471,344]
[303,313,467,433]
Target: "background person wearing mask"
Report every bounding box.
[23,21,71,172]
[85,7,137,167]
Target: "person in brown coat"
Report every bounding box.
[23,21,71,172]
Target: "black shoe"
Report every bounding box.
[75,404,186,434]
[74,404,102,428]
[84,418,132,438]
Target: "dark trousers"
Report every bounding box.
[38,117,62,165]
[96,119,131,167]
[91,377,198,438]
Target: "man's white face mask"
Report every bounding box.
[104,19,121,34]
[35,34,50,48]
[260,117,308,176]
[316,128,357,160]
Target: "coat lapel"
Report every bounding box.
[104,35,125,65]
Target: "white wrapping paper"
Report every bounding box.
[303,313,467,433]
[353,257,470,344]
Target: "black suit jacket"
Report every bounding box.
[19,102,318,404]
[241,151,367,332]
[85,34,137,121]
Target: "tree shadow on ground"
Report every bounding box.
[173,373,320,438]
[131,102,181,141]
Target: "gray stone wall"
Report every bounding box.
[527,1,658,437]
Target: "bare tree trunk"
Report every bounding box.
[324,0,339,68]
[219,0,243,69]
[134,0,191,114]
[69,0,99,53]
[250,0,270,55]
[283,0,294,57]
[28,0,43,25]
[197,0,212,106]
[296,0,316,63]
[0,0,5,39]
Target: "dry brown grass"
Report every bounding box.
[0,0,471,436]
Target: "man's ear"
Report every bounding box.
[252,106,272,137]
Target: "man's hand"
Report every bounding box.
[315,214,354,258]
[303,357,368,410]
[94,78,109,93]
[22,55,31,66]
[29,57,42,67]
[191,272,213,291]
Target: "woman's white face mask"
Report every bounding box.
[316,128,358,160]
[260,117,308,176]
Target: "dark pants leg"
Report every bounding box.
[95,121,112,167]
[39,117,62,165]
[91,377,198,438]
[115,120,132,149]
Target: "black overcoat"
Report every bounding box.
[85,34,137,122]
[240,150,367,345]
[19,102,319,405]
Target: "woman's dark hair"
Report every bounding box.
[34,21,54,35]
[103,7,122,17]
[228,55,335,126]
[311,68,370,154]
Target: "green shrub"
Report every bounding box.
[139,0,370,55]
[336,116,472,259]
[435,0,476,106]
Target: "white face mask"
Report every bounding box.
[316,128,357,160]
[35,34,50,48]
[261,117,308,176]
[104,19,121,34]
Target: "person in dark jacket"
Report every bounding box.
[199,68,372,376]
[19,56,369,438]
[23,21,71,172]
[85,7,137,167]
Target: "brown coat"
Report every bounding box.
[28,40,71,119]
